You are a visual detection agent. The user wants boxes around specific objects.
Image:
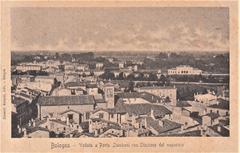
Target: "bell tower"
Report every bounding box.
[104,83,115,108]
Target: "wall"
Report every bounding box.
[39,104,94,121]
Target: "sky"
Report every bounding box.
[11,7,229,52]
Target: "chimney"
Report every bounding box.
[28,120,31,127]
[150,109,154,118]
[17,125,22,134]
[89,120,93,133]
[144,118,147,128]
[23,128,27,137]
[200,128,203,136]
[217,126,221,132]
[94,130,98,137]
[78,126,83,133]
[67,117,69,125]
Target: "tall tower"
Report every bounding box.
[104,83,115,108]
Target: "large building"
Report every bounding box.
[37,95,95,122]
[168,65,202,75]
[16,64,42,72]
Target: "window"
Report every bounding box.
[111,114,114,118]
[71,89,76,95]
[99,113,104,119]
[86,112,90,120]
[68,114,73,120]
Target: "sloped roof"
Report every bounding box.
[176,101,192,107]
[12,96,28,106]
[65,81,85,87]
[115,102,172,117]
[86,84,98,88]
[208,99,229,110]
[146,117,182,134]
[38,95,95,106]
[117,92,168,103]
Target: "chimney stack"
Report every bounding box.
[217,126,221,132]
[66,117,70,126]
[23,128,27,137]
[150,109,154,119]
[94,130,98,137]
[17,125,22,134]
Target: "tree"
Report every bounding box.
[148,73,158,81]
[118,72,124,80]
[159,75,167,86]
[126,81,135,92]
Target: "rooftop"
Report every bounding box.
[145,117,182,134]
[176,101,192,107]
[38,95,95,106]
[12,96,28,106]
[208,99,229,110]
[117,92,169,104]
[86,84,98,88]
[65,81,85,87]
[115,102,172,117]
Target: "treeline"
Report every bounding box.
[99,71,229,83]
[143,52,229,73]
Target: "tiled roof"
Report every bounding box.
[115,102,172,117]
[208,124,229,137]
[65,81,85,87]
[94,94,105,103]
[158,119,182,134]
[35,76,55,80]
[208,99,229,110]
[12,96,28,106]
[117,92,169,104]
[146,117,182,134]
[19,92,32,99]
[86,84,98,88]
[38,95,95,106]
[26,126,49,134]
[176,101,191,107]
[165,130,201,137]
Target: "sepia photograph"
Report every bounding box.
[10,7,230,138]
[0,1,238,153]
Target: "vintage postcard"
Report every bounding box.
[0,0,238,153]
